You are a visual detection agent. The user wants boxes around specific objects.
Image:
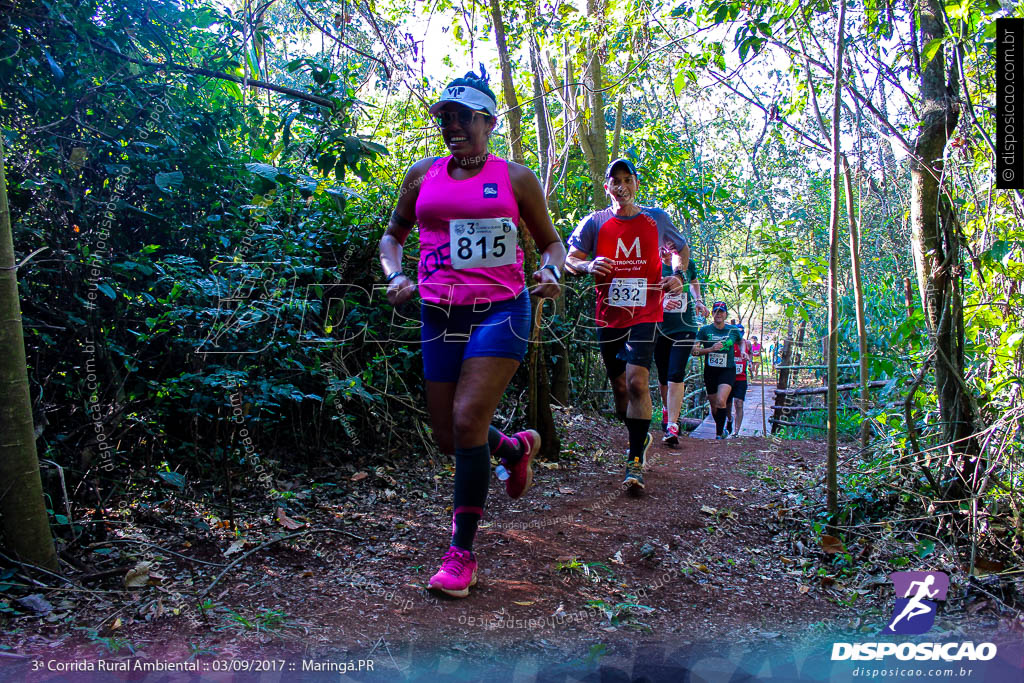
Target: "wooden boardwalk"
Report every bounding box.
[689,382,777,439]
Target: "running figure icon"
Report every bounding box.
[887,575,938,631]
[883,571,949,635]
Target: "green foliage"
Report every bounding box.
[2,0,398,495]
[75,627,137,656]
[585,597,654,626]
[219,607,292,633]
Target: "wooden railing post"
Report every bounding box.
[772,320,796,434]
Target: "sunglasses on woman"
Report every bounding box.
[433,110,490,128]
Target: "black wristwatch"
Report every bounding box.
[541,264,562,282]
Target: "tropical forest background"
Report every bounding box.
[1,0,1023,659]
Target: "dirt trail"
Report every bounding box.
[7,411,1020,681]
[9,414,854,665]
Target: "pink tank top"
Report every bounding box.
[414,155,525,306]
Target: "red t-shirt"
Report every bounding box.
[594,213,663,328]
[734,345,748,381]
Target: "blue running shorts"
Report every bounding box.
[421,289,531,383]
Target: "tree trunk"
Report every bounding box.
[909,0,979,495]
[583,0,608,209]
[759,291,767,434]
[904,276,915,318]
[529,34,569,406]
[771,320,797,435]
[792,319,807,386]
[489,0,524,164]
[529,35,556,216]
[489,0,559,457]
[0,136,58,571]
[825,0,846,517]
[842,156,871,451]
[611,97,624,161]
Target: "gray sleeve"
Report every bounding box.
[567,215,597,256]
[647,208,688,250]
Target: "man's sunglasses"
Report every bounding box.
[433,110,490,128]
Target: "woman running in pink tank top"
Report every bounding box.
[378,69,566,598]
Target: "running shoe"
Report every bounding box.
[623,457,645,490]
[505,429,540,499]
[625,432,653,470]
[662,423,680,447]
[427,546,478,598]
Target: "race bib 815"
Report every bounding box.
[449,218,517,270]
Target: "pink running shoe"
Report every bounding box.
[427,546,478,598]
[662,423,680,447]
[506,429,540,499]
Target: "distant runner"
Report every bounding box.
[750,335,762,376]
[693,301,743,439]
[726,336,752,436]
[655,248,708,446]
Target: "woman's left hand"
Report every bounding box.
[530,268,562,299]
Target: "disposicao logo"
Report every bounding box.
[885,570,948,635]
[831,571,997,662]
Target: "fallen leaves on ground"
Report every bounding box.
[124,561,165,589]
[224,539,246,556]
[275,507,304,530]
[821,535,845,554]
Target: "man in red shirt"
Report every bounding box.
[726,337,752,436]
[566,158,689,490]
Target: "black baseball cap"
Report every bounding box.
[605,158,637,179]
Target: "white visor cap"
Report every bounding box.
[429,84,498,118]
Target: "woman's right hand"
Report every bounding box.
[387,274,416,306]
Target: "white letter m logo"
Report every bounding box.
[615,237,641,259]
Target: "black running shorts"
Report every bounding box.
[598,323,658,379]
[730,378,748,402]
[654,329,697,385]
[704,366,735,395]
